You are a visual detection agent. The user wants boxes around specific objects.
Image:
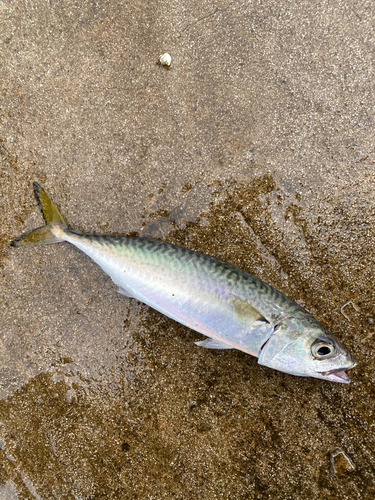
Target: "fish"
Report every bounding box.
[12,182,357,383]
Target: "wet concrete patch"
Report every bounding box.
[1,179,375,499]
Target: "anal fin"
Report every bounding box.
[111,277,134,298]
[195,338,233,349]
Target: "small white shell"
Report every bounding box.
[159,53,171,66]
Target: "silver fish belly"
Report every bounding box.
[60,231,276,356]
[13,183,357,383]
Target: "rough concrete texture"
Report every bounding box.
[1,0,374,498]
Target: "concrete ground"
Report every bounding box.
[1,0,374,498]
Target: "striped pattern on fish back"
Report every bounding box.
[75,232,312,324]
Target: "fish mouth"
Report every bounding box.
[318,354,357,384]
[318,368,352,384]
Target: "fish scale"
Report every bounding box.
[50,231,329,352]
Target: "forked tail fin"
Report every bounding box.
[12,182,68,247]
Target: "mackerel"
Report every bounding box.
[13,183,357,383]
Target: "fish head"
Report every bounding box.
[257,318,357,383]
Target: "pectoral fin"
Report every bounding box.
[231,296,267,323]
[195,338,233,349]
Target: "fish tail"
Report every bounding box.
[12,182,68,247]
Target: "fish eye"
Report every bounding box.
[311,340,335,359]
